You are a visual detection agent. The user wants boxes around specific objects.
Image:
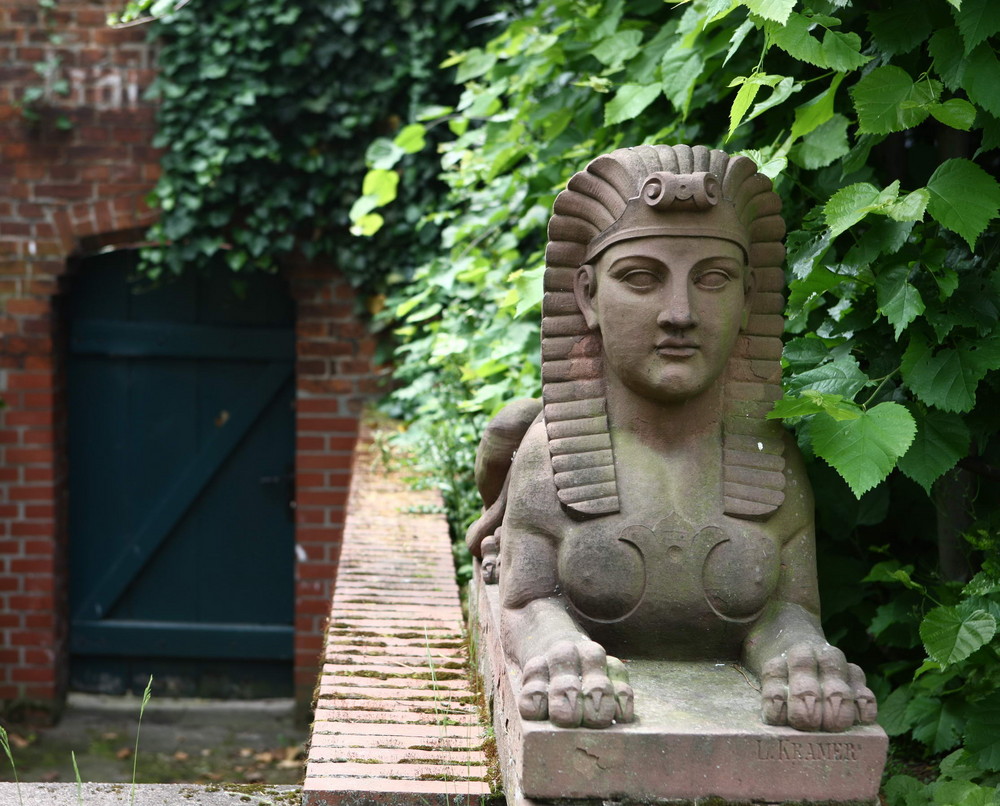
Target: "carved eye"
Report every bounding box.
[694,269,734,290]
[618,269,660,291]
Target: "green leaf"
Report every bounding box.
[852,66,940,134]
[864,560,924,591]
[929,27,967,91]
[962,42,1000,118]
[966,698,1000,771]
[605,83,662,126]
[932,781,998,806]
[786,355,869,399]
[727,73,784,137]
[768,390,862,421]
[361,169,399,205]
[393,124,427,154]
[920,605,996,666]
[868,6,932,55]
[906,696,964,753]
[820,30,870,72]
[728,78,763,138]
[876,265,926,339]
[877,685,913,736]
[901,335,1000,413]
[744,76,799,125]
[811,402,917,497]
[883,775,926,806]
[965,572,1000,597]
[929,98,977,131]
[661,48,705,117]
[791,114,849,169]
[953,0,1000,53]
[455,48,497,82]
[592,30,643,69]
[767,13,826,67]
[723,19,755,66]
[742,0,795,25]
[926,159,1000,250]
[870,599,915,641]
[790,74,844,141]
[824,181,900,237]
[783,334,834,370]
[898,408,970,493]
[888,189,930,223]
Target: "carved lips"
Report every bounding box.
[655,337,698,358]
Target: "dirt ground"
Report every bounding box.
[0,693,307,787]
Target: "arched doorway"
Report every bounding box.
[66,250,296,697]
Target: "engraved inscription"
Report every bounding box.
[756,739,861,762]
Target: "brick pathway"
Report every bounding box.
[303,435,493,806]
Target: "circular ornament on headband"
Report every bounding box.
[584,170,749,263]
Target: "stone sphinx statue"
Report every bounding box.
[466,144,879,741]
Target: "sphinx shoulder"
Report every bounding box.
[503,419,564,531]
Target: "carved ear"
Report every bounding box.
[574,264,599,331]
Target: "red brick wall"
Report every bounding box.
[0,1,380,713]
[288,261,383,706]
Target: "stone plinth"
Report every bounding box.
[473,564,887,805]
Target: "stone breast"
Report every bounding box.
[557,512,780,649]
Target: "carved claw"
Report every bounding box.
[848,663,878,725]
[758,644,877,732]
[579,641,616,727]
[549,675,584,727]
[548,642,584,727]
[481,534,499,584]
[787,645,822,731]
[607,656,634,723]
[760,656,788,726]
[518,656,549,720]
[818,645,855,733]
[517,640,632,728]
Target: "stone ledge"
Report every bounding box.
[302,437,494,806]
[0,782,301,805]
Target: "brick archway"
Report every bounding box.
[1,0,381,708]
[2,191,380,712]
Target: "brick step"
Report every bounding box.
[306,760,488,780]
[314,707,480,725]
[303,435,493,806]
[309,747,486,764]
[311,733,486,751]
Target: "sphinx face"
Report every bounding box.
[576,235,748,405]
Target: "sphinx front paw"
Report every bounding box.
[517,640,633,728]
[760,644,877,732]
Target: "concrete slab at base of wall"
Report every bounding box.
[0,782,301,805]
[472,564,887,806]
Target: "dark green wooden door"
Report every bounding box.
[68,251,296,696]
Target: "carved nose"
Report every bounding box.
[657,286,696,329]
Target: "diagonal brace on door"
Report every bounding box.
[73,361,294,621]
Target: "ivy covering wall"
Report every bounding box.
[138,0,493,289]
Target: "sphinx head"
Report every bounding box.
[573,170,755,405]
[541,145,787,521]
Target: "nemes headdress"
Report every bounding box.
[542,144,787,521]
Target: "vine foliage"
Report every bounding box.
[138,0,491,288]
[356,0,1000,799]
